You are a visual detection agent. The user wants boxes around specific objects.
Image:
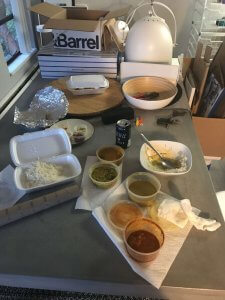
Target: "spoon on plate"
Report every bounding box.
[140,133,180,170]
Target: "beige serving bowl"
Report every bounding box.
[122,76,177,110]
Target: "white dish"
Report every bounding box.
[140,140,192,176]
[122,76,177,110]
[10,128,82,192]
[51,119,94,145]
[67,86,109,96]
[66,75,109,95]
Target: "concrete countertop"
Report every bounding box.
[0,74,224,300]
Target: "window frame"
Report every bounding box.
[0,0,38,109]
[0,13,13,26]
[11,0,36,55]
[0,10,21,65]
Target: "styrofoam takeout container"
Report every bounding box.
[10,128,82,192]
[66,74,109,95]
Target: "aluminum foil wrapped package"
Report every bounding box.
[14,86,69,128]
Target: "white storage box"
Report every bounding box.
[10,128,82,193]
[66,75,109,95]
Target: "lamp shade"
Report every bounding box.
[125,16,173,64]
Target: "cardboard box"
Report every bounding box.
[30,3,129,51]
[192,116,225,164]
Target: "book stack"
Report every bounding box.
[38,43,119,79]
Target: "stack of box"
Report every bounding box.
[38,43,118,79]
[30,2,129,79]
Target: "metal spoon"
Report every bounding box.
[140,133,179,170]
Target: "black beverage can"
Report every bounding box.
[116,119,131,148]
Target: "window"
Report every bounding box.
[0,0,20,65]
[0,0,38,109]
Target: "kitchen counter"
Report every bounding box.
[0,74,225,300]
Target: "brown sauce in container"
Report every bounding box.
[127,230,160,253]
[99,147,122,161]
[129,181,157,196]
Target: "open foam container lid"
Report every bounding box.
[10,128,71,167]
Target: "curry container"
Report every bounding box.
[88,161,119,189]
[124,217,164,262]
[126,172,161,206]
[10,128,82,193]
[96,145,125,166]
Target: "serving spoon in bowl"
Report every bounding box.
[140,133,181,170]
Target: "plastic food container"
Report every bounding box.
[66,75,109,95]
[96,145,125,166]
[107,200,143,231]
[88,161,119,189]
[10,128,82,193]
[125,172,161,206]
[124,217,164,262]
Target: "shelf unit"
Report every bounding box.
[187,0,225,58]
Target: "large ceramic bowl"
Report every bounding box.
[122,76,177,110]
[140,140,192,176]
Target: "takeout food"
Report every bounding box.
[21,160,66,188]
[122,76,177,110]
[108,201,143,231]
[148,202,181,232]
[96,145,125,166]
[140,140,192,176]
[124,217,164,262]
[126,172,161,206]
[10,128,82,192]
[62,124,87,144]
[89,162,119,189]
[51,119,94,146]
[14,86,69,128]
[66,75,109,95]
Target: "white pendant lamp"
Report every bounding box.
[125,0,177,64]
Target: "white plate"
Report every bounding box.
[140,140,192,176]
[51,119,94,145]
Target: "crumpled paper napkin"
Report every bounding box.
[92,182,194,289]
[181,199,221,231]
[75,156,122,211]
[158,198,221,231]
[0,165,25,209]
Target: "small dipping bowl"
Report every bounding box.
[108,200,143,231]
[89,162,119,189]
[124,217,164,262]
[96,145,125,166]
[126,172,161,206]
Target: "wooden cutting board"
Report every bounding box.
[51,78,124,116]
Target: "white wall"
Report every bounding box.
[82,0,195,57]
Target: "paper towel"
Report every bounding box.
[92,181,193,289]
